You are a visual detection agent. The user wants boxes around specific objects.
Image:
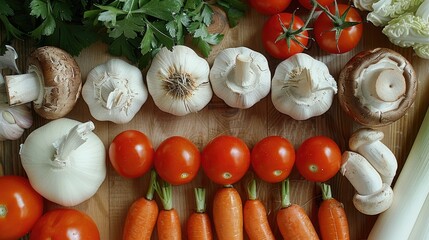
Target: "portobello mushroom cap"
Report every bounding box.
[338,48,417,127]
[6,46,82,119]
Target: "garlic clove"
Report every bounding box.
[5,104,33,129]
[147,45,212,116]
[0,106,25,141]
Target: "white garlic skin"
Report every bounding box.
[209,47,271,109]
[82,58,148,124]
[146,45,212,116]
[271,53,337,120]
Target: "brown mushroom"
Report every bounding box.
[5,46,82,120]
[338,48,417,127]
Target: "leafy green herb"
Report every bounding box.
[29,0,98,56]
[85,0,227,68]
[216,0,248,27]
[0,0,247,66]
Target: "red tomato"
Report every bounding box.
[30,208,100,240]
[0,176,43,240]
[298,0,334,10]
[201,135,250,185]
[295,136,342,182]
[314,4,363,54]
[251,136,295,183]
[262,13,309,59]
[109,130,154,178]
[154,136,200,185]
[249,0,292,15]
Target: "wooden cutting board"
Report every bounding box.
[2,6,429,240]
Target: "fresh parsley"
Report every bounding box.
[85,0,227,68]
[0,0,247,66]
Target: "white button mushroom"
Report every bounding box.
[146,45,212,116]
[271,53,337,120]
[4,46,82,120]
[209,47,271,109]
[82,58,148,124]
[338,48,417,127]
[341,151,394,215]
[349,128,398,185]
[341,151,383,196]
[353,183,394,215]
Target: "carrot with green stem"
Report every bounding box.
[155,179,182,240]
[213,185,243,240]
[244,179,275,240]
[187,187,213,240]
[276,179,319,240]
[318,183,350,240]
[122,170,159,240]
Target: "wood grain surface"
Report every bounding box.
[2,6,429,240]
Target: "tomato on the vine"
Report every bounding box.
[251,136,295,183]
[298,0,334,10]
[109,130,154,178]
[262,13,310,59]
[30,208,100,240]
[0,176,43,240]
[313,4,363,54]
[295,136,342,182]
[154,136,200,185]
[249,0,292,15]
[201,135,250,185]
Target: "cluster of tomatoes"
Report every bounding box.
[250,0,363,59]
[0,177,100,240]
[109,130,342,186]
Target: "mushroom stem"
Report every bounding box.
[375,69,406,102]
[234,54,255,88]
[341,151,383,195]
[5,72,41,106]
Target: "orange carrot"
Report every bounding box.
[155,179,182,240]
[213,186,243,240]
[318,183,350,240]
[187,188,213,240]
[276,179,319,240]
[244,179,275,240]
[123,170,159,240]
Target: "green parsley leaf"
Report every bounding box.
[216,0,247,27]
[0,0,14,16]
[52,1,73,21]
[136,0,183,21]
[29,0,49,19]
[30,14,56,38]
[39,21,98,56]
[140,25,153,55]
[108,16,145,39]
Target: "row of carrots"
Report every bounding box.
[122,171,350,240]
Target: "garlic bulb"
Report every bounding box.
[20,118,106,207]
[271,53,337,120]
[0,45,33,141]
[82,58,148,124]
[210,47,271,109]
[146,45,212,116]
